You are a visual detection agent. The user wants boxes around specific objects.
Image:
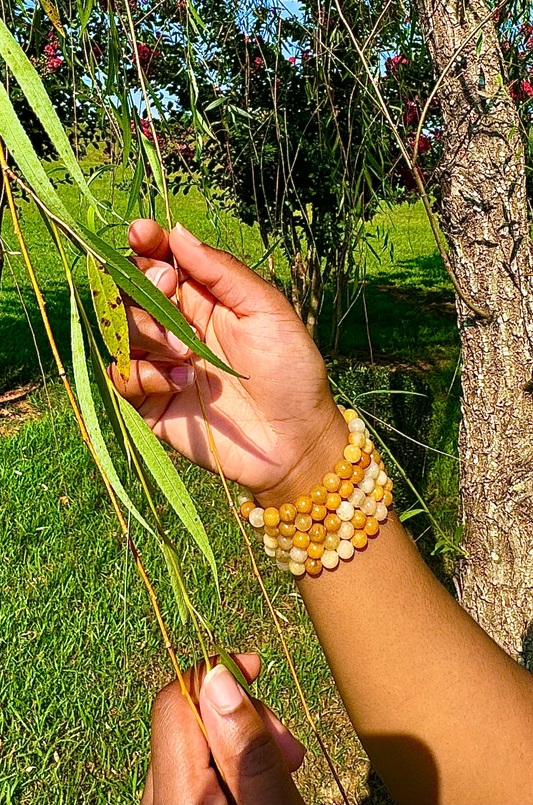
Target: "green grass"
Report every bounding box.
[0,168,460,803]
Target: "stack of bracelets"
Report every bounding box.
[238,406,393,578]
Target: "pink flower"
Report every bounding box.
[417,134,432,154]
[520,22,533,37]
[136,43,159,74]
[288,56,296,65]
[396,165,423,192]
[527,36,533,49]
[254,56,263,69]
[177,143,194,160]
[44,43,56,56]
[510,79,533,102]
[45,56,63,73]
[386,53,408,75]
[403,100,420,127]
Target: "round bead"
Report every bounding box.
[289,560,306,577]
[351,509,367,529]
[295,495,313,514]
[293,531,310,549]
[337,521,355,540]
[372,450,382,464]
[349,487,366,508]
[358,452,372,469]
[305,557,322,576]
[311,504,327,522]
[276,559,290,572]
[377,470,388,487]
[337,501,355,521]
[358,476,375,495]
[371,484,384,502]
[324,532,341,550]
[334,459,354,479]
[322,549,340,570]
[324,513,341,532]
[279,521,296,538]
[323,472,341,492]
[348,431,365,448]
[384,478,394,492]
[264,525,280,537]
[290,546,308,564]
[375,502,388,521]
[379,461,385,471]
[308,523,326,543]
[310,484,328,505]
[276,548,291,563]
[326,493,342,510]
[367,461,380,480]
[348,417,365,433]
[237,490,254,506]
[361,496,377,516]
[364,439,374,454]
[364,516,380,536]
[337,404,346,412]
[352,530,368,549]
[249,507,265,528]
[279,503,297,522]
[337,540,355,560]
[264,546,276,558]
[263,535,278,550]
[350,466,365,485]
[264,507,280,527]
[240,500,255,519]
[339,480,354,499]
[382,490,393,507]
[307,542,324,559]
[295,513,312,532]
[343,408,358,423]
[344,444,361,464]
[278,535,294,551]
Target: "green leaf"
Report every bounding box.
[141,133,165,196]
[0,21,96,210]
[399,508,426,523]
[116,394,219,588]
[70,289,154,535]
[161,541,189,625]
[87,255,130,379]
[126,157,144,219]
[214,645,253,696]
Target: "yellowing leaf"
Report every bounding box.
[87,255,130,380]
[39,0,66,37]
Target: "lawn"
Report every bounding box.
[0,164,460,804]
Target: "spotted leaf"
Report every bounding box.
[87,255,130,380]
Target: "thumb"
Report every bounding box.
[199,665,305,805]
[169,221,287,317]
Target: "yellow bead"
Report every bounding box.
[334,459,353,479]
[276,547,291,563]
[351,466,364,484]
[358,452,371,469]
[278,536,294,551]
[372,450,382,464]
[295,495,313,514]
[264,525,280,537]
[279,503,297,522]
[263,507,280,527]
[305,557,322,576]
[323,472,341,492]
[371,484,384,501]
[324,532,340,550]
[326,493,342,510]
[364,439,374,454]
[382,490,393,507]
[379,460,385,471]
[310,484,328,505]
[364,516,379,536]
[351,509,366,529]
[240,500,255,519]
[279,521,296,538]
[293,531,310,549]
[295,513,312,532]
[307,542,324,559]
[324,513,341,532]
[344,445,362,464]
[348,431,365,448]
[352,530,368,549]
[308,523,326,543]
[311,504,327,521]
[339,480,354,499]
[343,408,358,423]
[384,478,394,492]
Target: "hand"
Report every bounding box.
[112,220,347,505]
[141,654,305,805]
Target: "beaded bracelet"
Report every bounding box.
[238,406,393,577]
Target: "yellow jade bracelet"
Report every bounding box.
[238,406,393,577]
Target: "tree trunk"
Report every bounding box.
[415,0,533,663]
[290,247,323,343]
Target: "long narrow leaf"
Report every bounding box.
[87,255,130,379]
[162,541,189,625]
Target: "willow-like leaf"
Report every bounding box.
[214,645,253,696]
[70,289,154,535]
[126,157,144,219]
[141,134,165,197]
[0,21,96,210]
[116,394,219,589]
[39,0,65,36]
[162,541,189,625]
[87,255,130,379]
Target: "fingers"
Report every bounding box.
[200,665,305,805]
[110,359,195,398]
[129,219,172,262]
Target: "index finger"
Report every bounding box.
[129,218,172,262]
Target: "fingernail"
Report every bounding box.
[128,218,142,237]
[174,221,202,246]
[146,266,169,288]
[203,664,244,715]
[167,331,190,356]
[170,365,195,387]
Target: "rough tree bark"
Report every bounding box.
[414,0,533,663]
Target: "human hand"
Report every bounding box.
[141,654,305,805]
[112,220,347,505]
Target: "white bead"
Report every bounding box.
[377,470,388,486]
[338,521,355,540]
[249,507,265,528]
[290,546,308,564]
[263,535,278,550]
[264,546,276,558]
[237,489,254,505]
[349,417,365,432]
[322,549,340,570]
[367,461,380,479]
[358,476,375,494]
[364,439,374,454]
[361,496,377,516]
[337,540,355,560]
[348,488,366,507]
[376,502,388,521]
[336,501,355,521]
[349,431,365,448]
[276,559,290,572]
[289,560,306,576]
[278,536,294,551]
